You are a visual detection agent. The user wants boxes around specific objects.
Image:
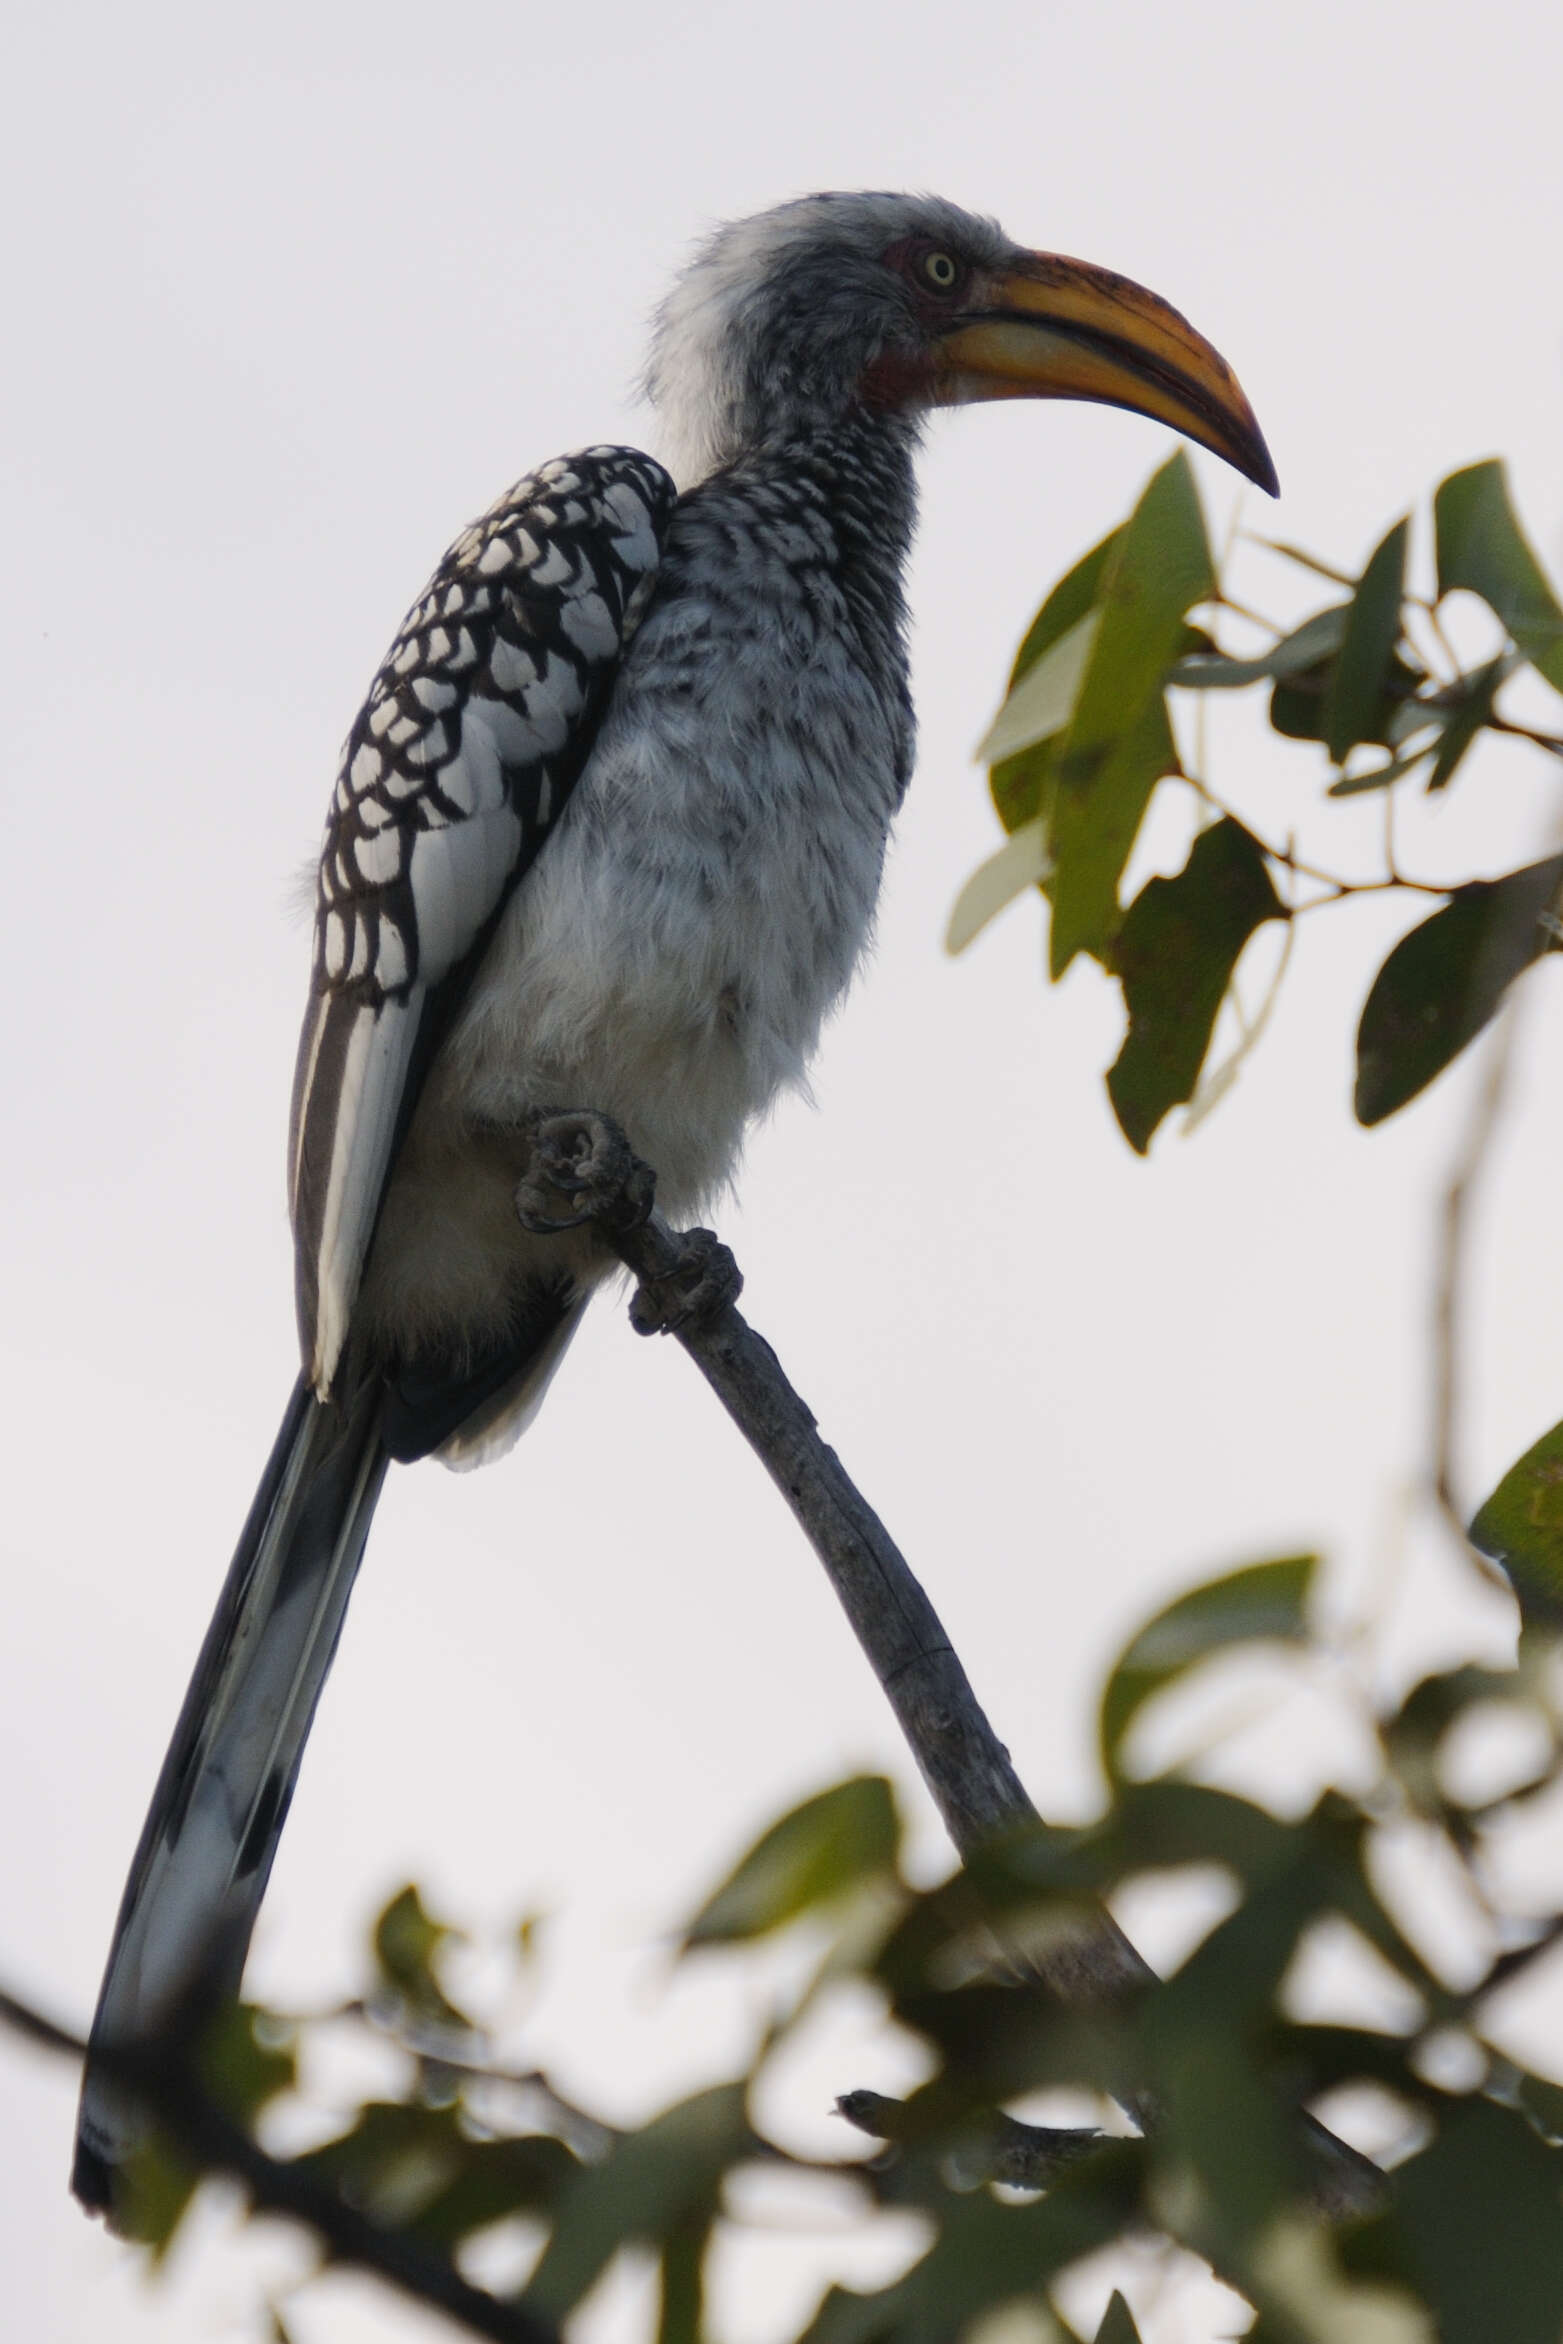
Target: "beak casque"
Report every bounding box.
[935,252,1279,496]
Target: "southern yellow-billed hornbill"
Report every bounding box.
[75,192,1275,2218]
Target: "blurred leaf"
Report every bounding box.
[1393,2097,1563,2343]
[685,1775,900,1947]
[524,2085,753,2322]
[1066,455,1215,751]
[1384,1664,1528,1810]
[1271,649,1420,747]
[1047,697,1178,977]
[947,818,1051,955]
[1354,855,1563,1124]
[1425,654,1512,792]
[199,2002,296,2127]
[1093,2294,1143,2344]
[1435,460,1563,693]
[658,2214,710,2344]
[978,611,1101,763]
[294,2095,578,2245]
[1044,455,1214,975]
[1470,1417,1563,1626]
[1512,2069,1563,2146]
[801,2145,1143,2344]
[1326,747,1435,797]
[991,529,1123,834]
[1100,1557,1316,1779]
[1106,817,1287,1153]
[1171,606,1349,690]
[1325,518,1409,763]
[114,2133,200,2258]
[373,1884,471,2033]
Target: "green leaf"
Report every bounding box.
[657,2214,711,2344]
[1513,2069,1563,2146]
[524,2086,754,2322]
[983,457,1213,976]
[1393,2098,1563,2344]
[1435,460,1563,694]
[1100,1557,1316,1780]
[1470,1416,1563,1626]
[1044,455,1214,975]
[800,2146,1142,2344]
[1170,605,1350,691]
[1325,747,1435,797]
[1354,855,1563,1125]
[1270,647,1420,748]
[114,2134,201,2258]
[199,2003,297,2127]
[946,817,1051,954]
[684,1776,901,1946]
[1093,2290,1144,2343]
[991,529,1123,835]
[1046,696,1178,977]
[977,610,1101,763]
[1106,817,1287,1153]
[372,1883,471,2033]
[1424,652,1512,792]
[1325,518,1409,763]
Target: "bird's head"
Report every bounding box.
[647,191,1276,498]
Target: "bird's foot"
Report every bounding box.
[628,1228,742,1337]
[514,1110,656,1235]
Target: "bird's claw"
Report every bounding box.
[629,1229,742,1337]
[514,1111,656,1235]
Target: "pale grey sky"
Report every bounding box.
[5,2,1563,2338]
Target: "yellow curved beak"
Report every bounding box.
[936,252,1278,496]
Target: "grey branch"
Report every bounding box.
[0,1987,557,2344]
[516,1111,1387,2222]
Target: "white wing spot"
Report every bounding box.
[561,590,617,659]
[530,541,573,590]
[412,676,457,712]
[376,916,409,990]
[351,742,384,791]
[489,637,537,695]
[354,828,402,886]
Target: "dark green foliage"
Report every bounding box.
[1323,516,1409,763]
[1354,855,1563,1125]
[125,1552,1563,2344]
[1093,2293,1144,2344]
[1107,819,1287,1152]
[1471,1414,1563,1626]
[968,453,1563,1147]
[1434,460,1563,692]
[684,1773,901,1945]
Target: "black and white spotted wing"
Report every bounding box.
[289,446,677,1393]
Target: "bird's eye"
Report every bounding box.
[921,249,959,293]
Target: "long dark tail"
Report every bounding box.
[73,1373,388,2219]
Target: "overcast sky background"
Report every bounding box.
[5,2,1563,2338]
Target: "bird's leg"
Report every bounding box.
[626,1229,743,1338]
[513,1110,742,1334]
[513,1109,657,1235]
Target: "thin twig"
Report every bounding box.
[0,1987,556,2344]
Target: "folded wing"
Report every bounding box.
[288,447,677,1391]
